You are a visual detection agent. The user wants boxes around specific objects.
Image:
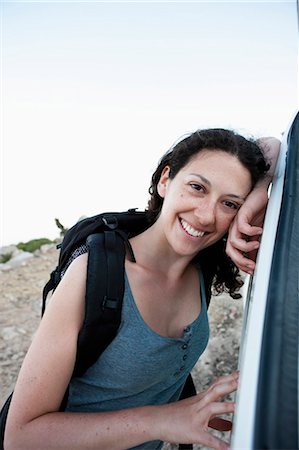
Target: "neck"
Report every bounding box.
[129,223,193,280]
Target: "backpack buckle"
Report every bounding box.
[102,215,118,230]
[102,296,118,310]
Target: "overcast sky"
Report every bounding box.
[1,0,298,246]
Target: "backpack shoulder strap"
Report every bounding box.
[0,393,12,450]
[72,230,127,377]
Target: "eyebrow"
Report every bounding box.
[190,173,247,201]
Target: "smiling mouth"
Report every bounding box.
[180,218,206,238]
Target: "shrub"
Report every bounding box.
[0,252,13,263]
[16,238,53,253]
[55,218,68,237]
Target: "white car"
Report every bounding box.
[231,111,299,449]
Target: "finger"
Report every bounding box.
[199,373,238,399]
[226,252,256,273]
[240,263,255,275]
[198,431,230,450]
[234,254,256,275]
[225,246,255,274]
[236,222,263,237]
[208,417,232,432]
[208,401,236,417]
[227,235,260,255]
[201,380,238,406]
[210,371,239,387]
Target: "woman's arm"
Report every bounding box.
[5,374,238,450]
[5,254,238,450]
[226,137,281,274]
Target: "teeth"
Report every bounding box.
[180,219,205,237]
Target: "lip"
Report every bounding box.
[179,218,206,238]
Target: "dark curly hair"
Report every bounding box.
[145,128,270,298]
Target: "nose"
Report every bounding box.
[194,198,216,229]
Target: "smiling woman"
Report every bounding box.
[147,128,271,298]
[3,128,278,450]
[155,151,252,254]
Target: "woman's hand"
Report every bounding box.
[226,136,281,274]
[226,188,268,274]
[157,372,239,450]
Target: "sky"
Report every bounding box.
[1,0,298,247]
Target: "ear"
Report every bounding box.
[157,166,170,198]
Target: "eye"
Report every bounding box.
[223,200,240,210]
[190,183,205,192]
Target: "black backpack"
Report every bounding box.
[1,208,213,450]
[43,208,150,377]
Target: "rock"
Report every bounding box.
[5,251,34,268]
[0,245,20,258]
[0,263,12,272]
[1,326,20,341]
[0,247,36,271]
[38,243,56,254]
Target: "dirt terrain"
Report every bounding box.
[0,245,244,449]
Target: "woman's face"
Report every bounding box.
[157,149,252,258]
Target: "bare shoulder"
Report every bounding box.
[46,252,88,320]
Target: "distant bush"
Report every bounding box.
[17,238,53,253]
[55,218,68,237]
[0,252,13,263]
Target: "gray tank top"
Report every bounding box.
[66,267,209,449]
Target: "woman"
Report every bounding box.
[4,129,279,450]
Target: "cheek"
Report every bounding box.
[218,212,237,231]
[164,189,185,207]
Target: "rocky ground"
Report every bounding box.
[0,245,245,449]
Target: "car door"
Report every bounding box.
[231,111,299,449]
